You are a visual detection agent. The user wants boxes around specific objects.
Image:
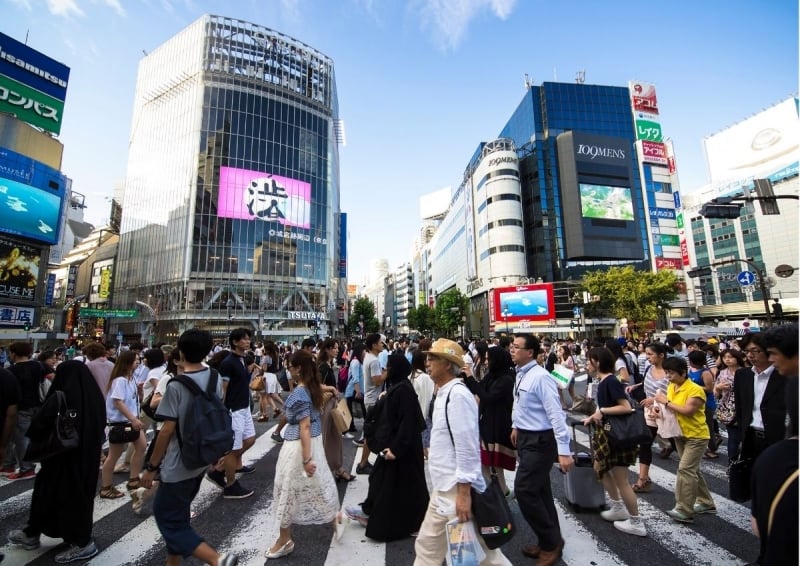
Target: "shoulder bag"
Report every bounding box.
[653,401,682,439]
[249,373,265,391]
[108,422,140,444]
[24,390,80,462]
[602,397,651,450]
[728,455,753,502]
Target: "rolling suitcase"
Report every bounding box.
[563,421,605,511]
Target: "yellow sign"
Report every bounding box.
[99,267,112,299]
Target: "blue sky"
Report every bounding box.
[3,0,798,285]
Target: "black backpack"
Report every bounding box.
[169,369,233,469]
[624,352,642,384]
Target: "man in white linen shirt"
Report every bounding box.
[413,339,511,566]
[511,334,573,566]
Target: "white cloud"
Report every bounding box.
[416,0,518,50]
[101,0,126,17]
[46,0,85,17]
[8,0,34,11]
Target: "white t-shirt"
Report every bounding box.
[106,376,139,422]
[363,351,383,406]
[144,364,166,398]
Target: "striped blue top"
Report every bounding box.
[283,385,322,441]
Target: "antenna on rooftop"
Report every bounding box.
[575,70,586,84]
[523,73,533,90]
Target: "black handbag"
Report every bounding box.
[728,456,753,502]
[140,390,159,420]
[602,402,651,449]
[471,474,516,549]
[24,390,80,462]
[108,422,140,444]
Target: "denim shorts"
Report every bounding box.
[153,474,204,557]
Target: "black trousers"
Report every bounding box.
[515,429,561,551]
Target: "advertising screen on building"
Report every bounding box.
[0,236,41,302]
[218,166,311,229]
[0,146,66,245]
[493,283,555,322]
[579,184,634,221]
[703,97,799,183]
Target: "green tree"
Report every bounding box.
[434,289,469,337]
[408,304,435,336]
[580,266,679,335]
[348,297,380,336]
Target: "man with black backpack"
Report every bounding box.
[141,329,237,566]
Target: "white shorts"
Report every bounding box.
[230,407,255,450]
[264,372,281,394]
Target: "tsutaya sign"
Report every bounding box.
[287,311,323,320]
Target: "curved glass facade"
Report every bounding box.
[114,15,342,340]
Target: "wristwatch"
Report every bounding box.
[144,461,160,472]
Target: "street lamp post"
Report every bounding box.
[502,304,511,335]
[225,298,234,336]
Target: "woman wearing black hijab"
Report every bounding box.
[8,360,106,563]
[345,352,429,541]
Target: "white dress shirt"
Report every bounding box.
[427,378,485,494]
[512,360,572,456]
[751,365,775,430]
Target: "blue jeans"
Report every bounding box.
[153,474,204,557]
[725,423,741,463]
[3,409,35,472]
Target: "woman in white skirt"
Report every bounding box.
[265,349,344,559]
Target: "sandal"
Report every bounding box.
[704,451,719,459]
[99,485,125,499]
[335,470,357,483]
[126,478,140,491]
[632,478,652,493]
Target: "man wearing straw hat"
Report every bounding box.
[413,339,511,566]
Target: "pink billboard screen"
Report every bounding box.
[218,166,311,229]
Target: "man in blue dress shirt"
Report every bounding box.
[510,334,574,566]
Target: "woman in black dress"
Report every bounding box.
[8,360,106,562]
[465,346,516,496]
[346,352,428,541]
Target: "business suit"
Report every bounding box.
[733,366,786,461]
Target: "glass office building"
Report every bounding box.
[114,15,343,341]
[499,82,650,286]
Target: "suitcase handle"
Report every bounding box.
[568,419,594,458]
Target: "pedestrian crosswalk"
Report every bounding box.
[0,421,761,565]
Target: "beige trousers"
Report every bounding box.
[674,437,715,516]
[413,486,511,566]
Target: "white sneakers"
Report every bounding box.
[614,516,647,537]
[600,499,630,522]
[601,500,648,536]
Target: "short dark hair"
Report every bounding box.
[301,338,316,350]
[665,333,683,348]
[228,327,251,348]
[83,342,107,360]
[588,347,615,374]
[487,346,513,375]
[9,341,32,357]
[178,329,213,364]
[688,350,707,368]
[663,356,688,375]
[762,324,798,359]
[515,334,541,357]
[143,347,165,369]
[129,342,145,352]
[365,333,383,350]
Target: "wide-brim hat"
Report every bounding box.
[427,339,466,368]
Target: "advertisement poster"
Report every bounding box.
[640,141,669,166]
[493,283,555,323]
[0,236,40,302]
[629,81,659,114]
[579,184,634,221]
[218,166,311,229]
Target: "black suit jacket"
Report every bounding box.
[733,366,786,446]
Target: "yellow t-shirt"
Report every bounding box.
[667,380,709,439]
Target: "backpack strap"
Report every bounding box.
[768,468,799,536]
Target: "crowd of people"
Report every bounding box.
[0,322,796,565]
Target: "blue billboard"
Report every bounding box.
[0,147,67,245]
[0,32,70,102]
[338,212,347,278]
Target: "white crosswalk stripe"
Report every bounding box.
[0,421,761,566]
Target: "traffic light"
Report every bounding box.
[570,320,575,329]
[23,322,30,331]
[687,267,712,278]
[700,201,742,219]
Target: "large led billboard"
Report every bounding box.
[556,131,644,260]
[0,235,41,302]
[494,283,556,322]
[0,32,70,135]
[579,184,634,221]
[218,166,311,229]
[0,147,66,245]
[493,283,555,323]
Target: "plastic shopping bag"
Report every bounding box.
[550,364,574,390]
[445,518,486,566]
